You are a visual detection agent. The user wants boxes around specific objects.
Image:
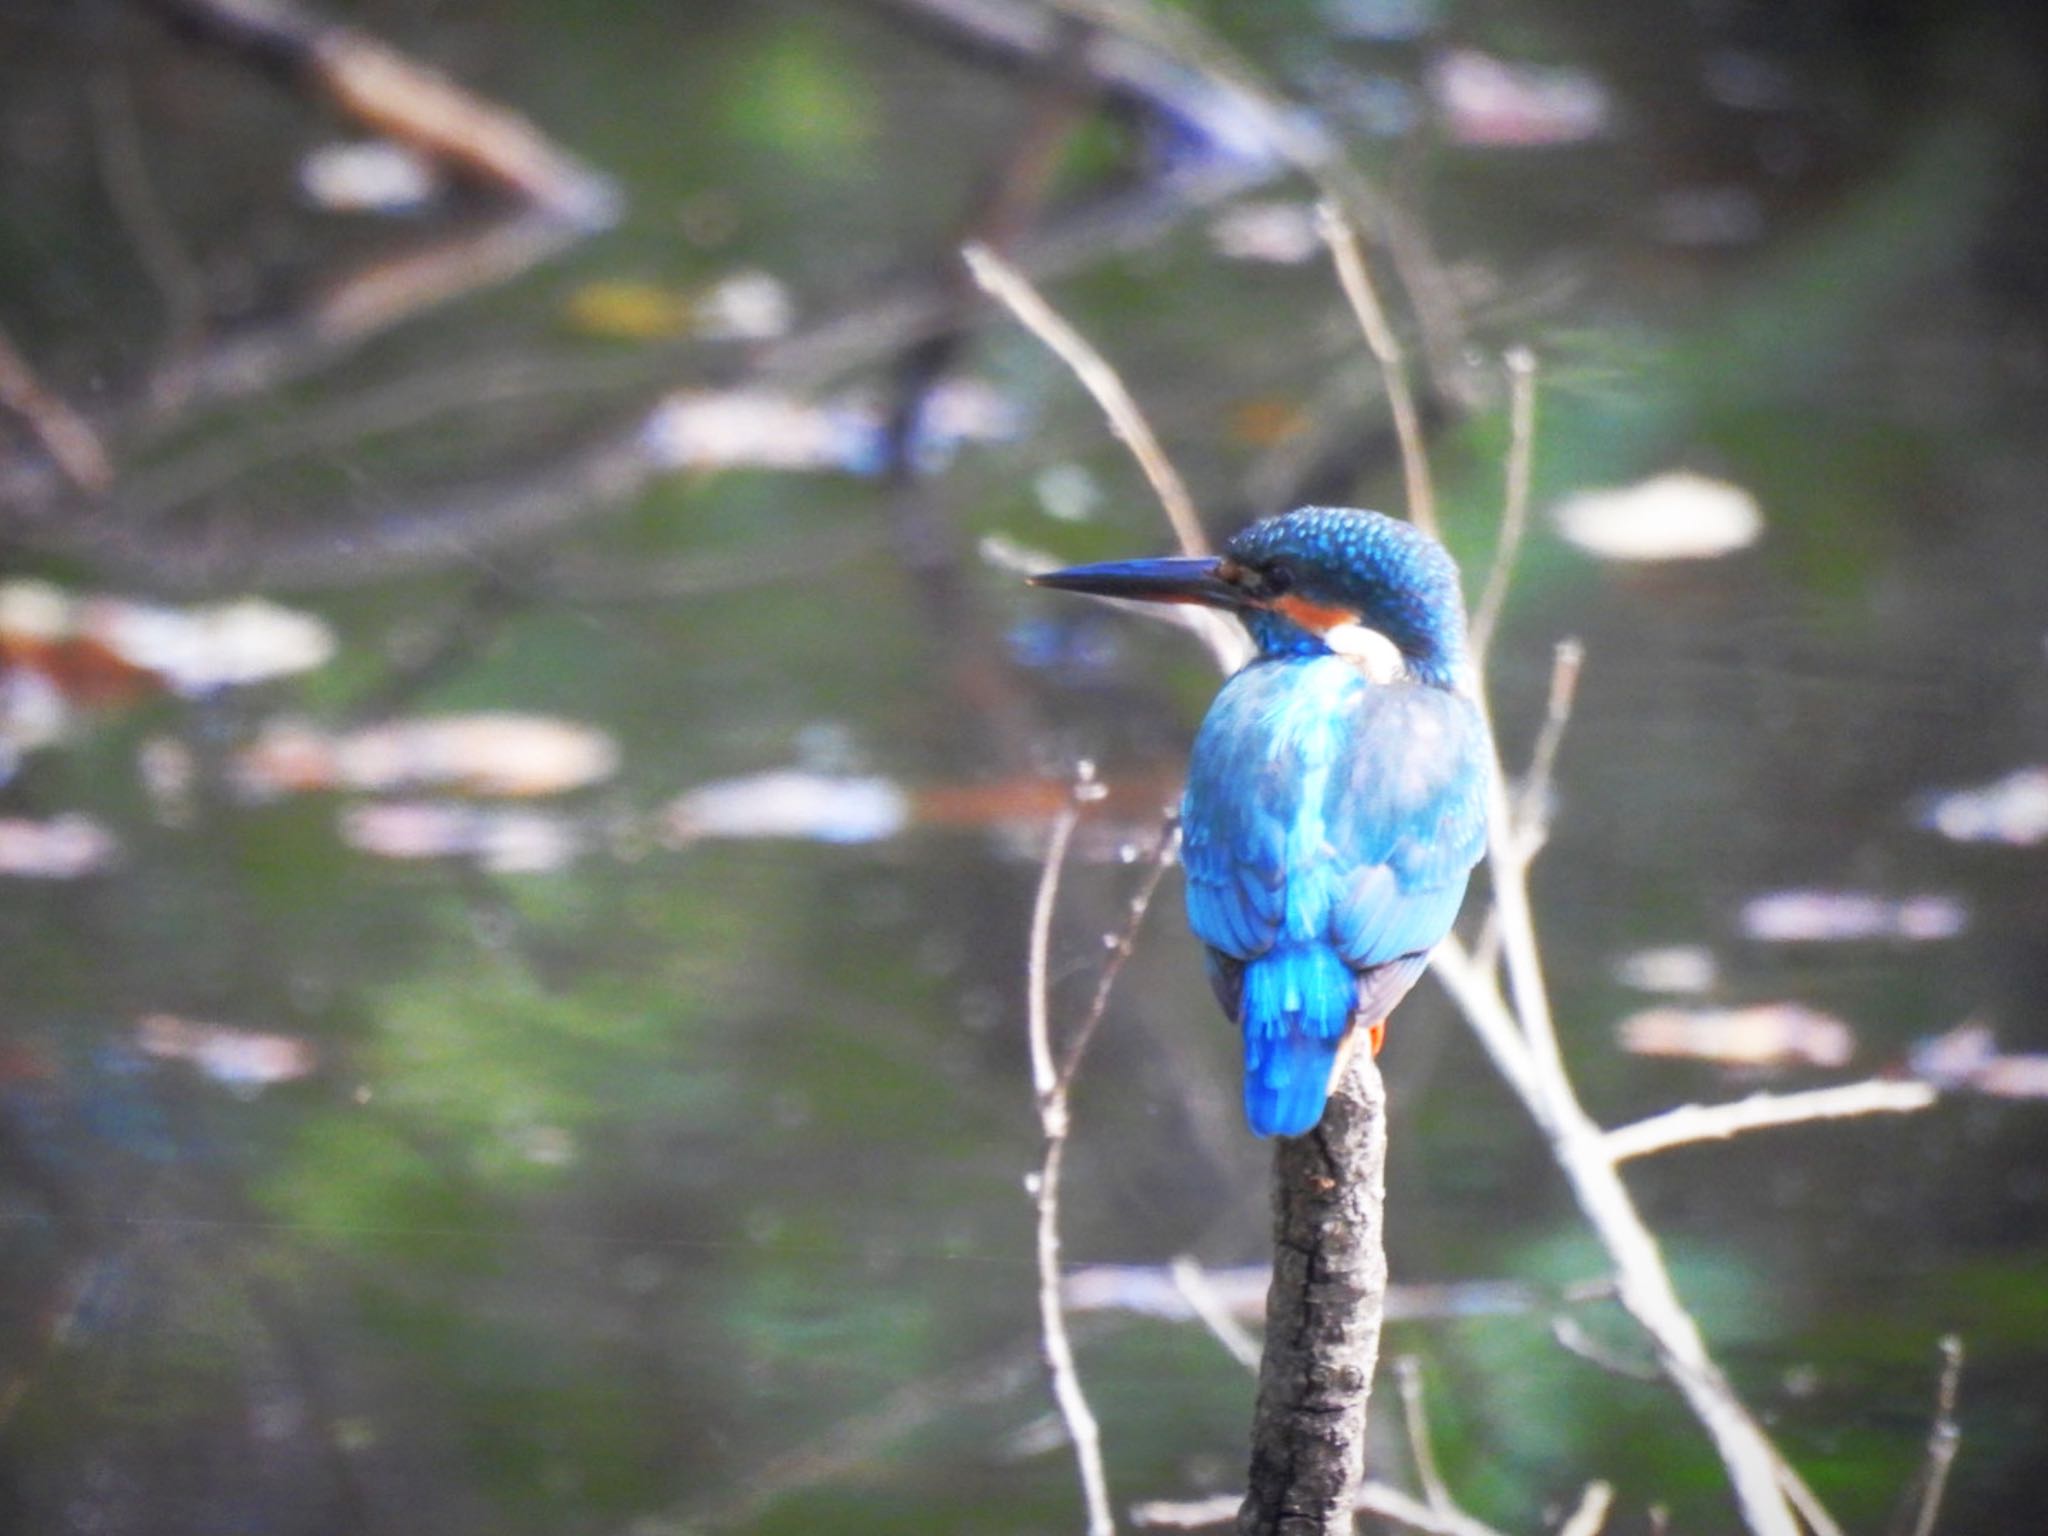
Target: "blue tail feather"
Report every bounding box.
[1239,944,1356,1137]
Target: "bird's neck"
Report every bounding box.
[1243,609,1462,690]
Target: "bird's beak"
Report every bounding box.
[1028,555,1245,609]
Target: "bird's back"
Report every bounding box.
[1182,655,1489,1135]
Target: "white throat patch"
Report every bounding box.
[1324,621,1408,684]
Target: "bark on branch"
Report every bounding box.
[1238,1050,1389,1536]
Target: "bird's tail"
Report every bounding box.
[1240,944,1356,1138]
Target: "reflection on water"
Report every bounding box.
[3,0,2047,1532]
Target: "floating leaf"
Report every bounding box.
[1553,471,1763,561]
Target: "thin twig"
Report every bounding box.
[963,241,1208,558]
[1054,817,1179,1094]
[1169,1256,1260,1372]
[1025,793,1116,1536]
[1472,639,1582,972]
[1900,1335,1964,1536]
[1044,0,1476,408]
[1395,1356,1453,1517]
[1428,536,1815,1536]
[1604,1081,1941,1164]
[1471,348,1537,660]
[1315,200,1437,541]
[1558,1481,1616,1536]
[1132,1481,1512,1536]
[1550,1314,1658,1381]
[1028,803,1081,1106]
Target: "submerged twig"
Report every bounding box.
[1316,200,1437,541]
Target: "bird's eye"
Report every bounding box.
[1259,564,1294,597]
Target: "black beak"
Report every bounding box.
[1028,554,1245,609]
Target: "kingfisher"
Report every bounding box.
[1032,507,1491,1137]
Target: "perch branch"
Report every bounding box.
[1236,1050,1390,1536]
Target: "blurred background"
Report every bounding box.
[2,1,2046,1532]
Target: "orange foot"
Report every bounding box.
[1365,1018,1387,1056]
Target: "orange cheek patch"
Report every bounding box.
[1274,594,1357,633]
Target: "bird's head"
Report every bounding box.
[1030,506,1469,689]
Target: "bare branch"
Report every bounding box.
[1315,200,1437,541]
[1169,1255,1260,1373]
[1472,639,1584,972]
[1549,1314,1657,1382]
[1471,348,1538,659]
[1558,1481,1616,1536]
[1396,1356,1454,1517]
[1025,794,1115,1535]
[1054,816,1179,1095]
[1517,639,1584,850]
[1238,1051,1390,1536]
[1027,803,1081,1106]
[1430,644,1820,1536]
[1604,1081,1940,1164]
[1899,1335,1964,1536]
[1133,1481,1513,1536]
[963,241,1208,559]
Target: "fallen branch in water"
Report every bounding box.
[133,0,618,225]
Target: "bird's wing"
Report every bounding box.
[1182,660,1346,964]
[1326,685,1491,970]
[1183,662,1489,971]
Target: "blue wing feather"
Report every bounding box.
[1182,656,1488,1136]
